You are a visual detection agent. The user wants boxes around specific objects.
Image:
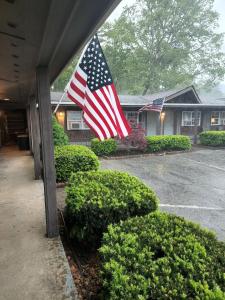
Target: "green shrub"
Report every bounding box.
[100,212,225,300]
[65,170,158,243]
[54,145,99,182]
[91,138,117,156]
[199,131,225,146]
[146,135,191,152]
[52,116,69,146]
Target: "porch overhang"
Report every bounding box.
[0,0,121,105]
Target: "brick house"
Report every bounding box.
[51,86,225,144]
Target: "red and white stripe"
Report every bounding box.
[67,67,131,141]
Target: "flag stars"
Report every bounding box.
[79,35,112,91]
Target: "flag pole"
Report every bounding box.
[53,91,66,114]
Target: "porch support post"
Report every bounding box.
[193,109,199,145]
[156,113,161,135]
[30,97,42,179]
[36,66,58,238]
[26,105,33,153]
[173,111,178,135]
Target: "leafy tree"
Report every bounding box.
[101,0,225,94]
[53,57,79,91]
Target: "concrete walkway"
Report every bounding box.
[0,147,78,300]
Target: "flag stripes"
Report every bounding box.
[67,70,128,140]
[66,35,131,141]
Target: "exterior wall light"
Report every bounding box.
[161,111,166,120]
[57,111,65,126]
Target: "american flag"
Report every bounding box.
[138,97,165,113]
[66,35,131,141]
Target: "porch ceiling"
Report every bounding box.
[0,0,121,106]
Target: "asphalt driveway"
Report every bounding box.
[101,148,225,241]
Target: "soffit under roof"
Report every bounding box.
[0,0,121,106]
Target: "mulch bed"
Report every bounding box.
[59,211,102,300]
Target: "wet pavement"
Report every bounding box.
[101,148,225,241]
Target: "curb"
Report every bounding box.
[100,150,191,160]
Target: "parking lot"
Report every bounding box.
[101,148,225,241]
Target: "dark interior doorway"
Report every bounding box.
[0,109,27,147]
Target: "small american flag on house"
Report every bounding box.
[66,35,131,141]
[138,97,165,113]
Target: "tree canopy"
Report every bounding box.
[53,57,78,91]
[54,0,225,95]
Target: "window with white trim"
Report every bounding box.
[67,111,89,130]
[125,111,145,128]
[125,111,138,127]
[182,111,201,126]
[211,111,225,125]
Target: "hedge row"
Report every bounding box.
[65,170,158,243]
[146,135,191,152]
[54,145,99,182]
[199,131,225,146]
[91,135,192,156]
[91,138,117,156]
[60,143,225,299]
[100,212,225,300]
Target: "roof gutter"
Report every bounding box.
[51,101,225,108]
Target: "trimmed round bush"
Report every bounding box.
[100,212,225,300]
[52,116,69,146]
[91,138,117,156]
[199,131,225,146]
[146,135,191,152]
[65,170,158,243]
[54,145,99,182]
